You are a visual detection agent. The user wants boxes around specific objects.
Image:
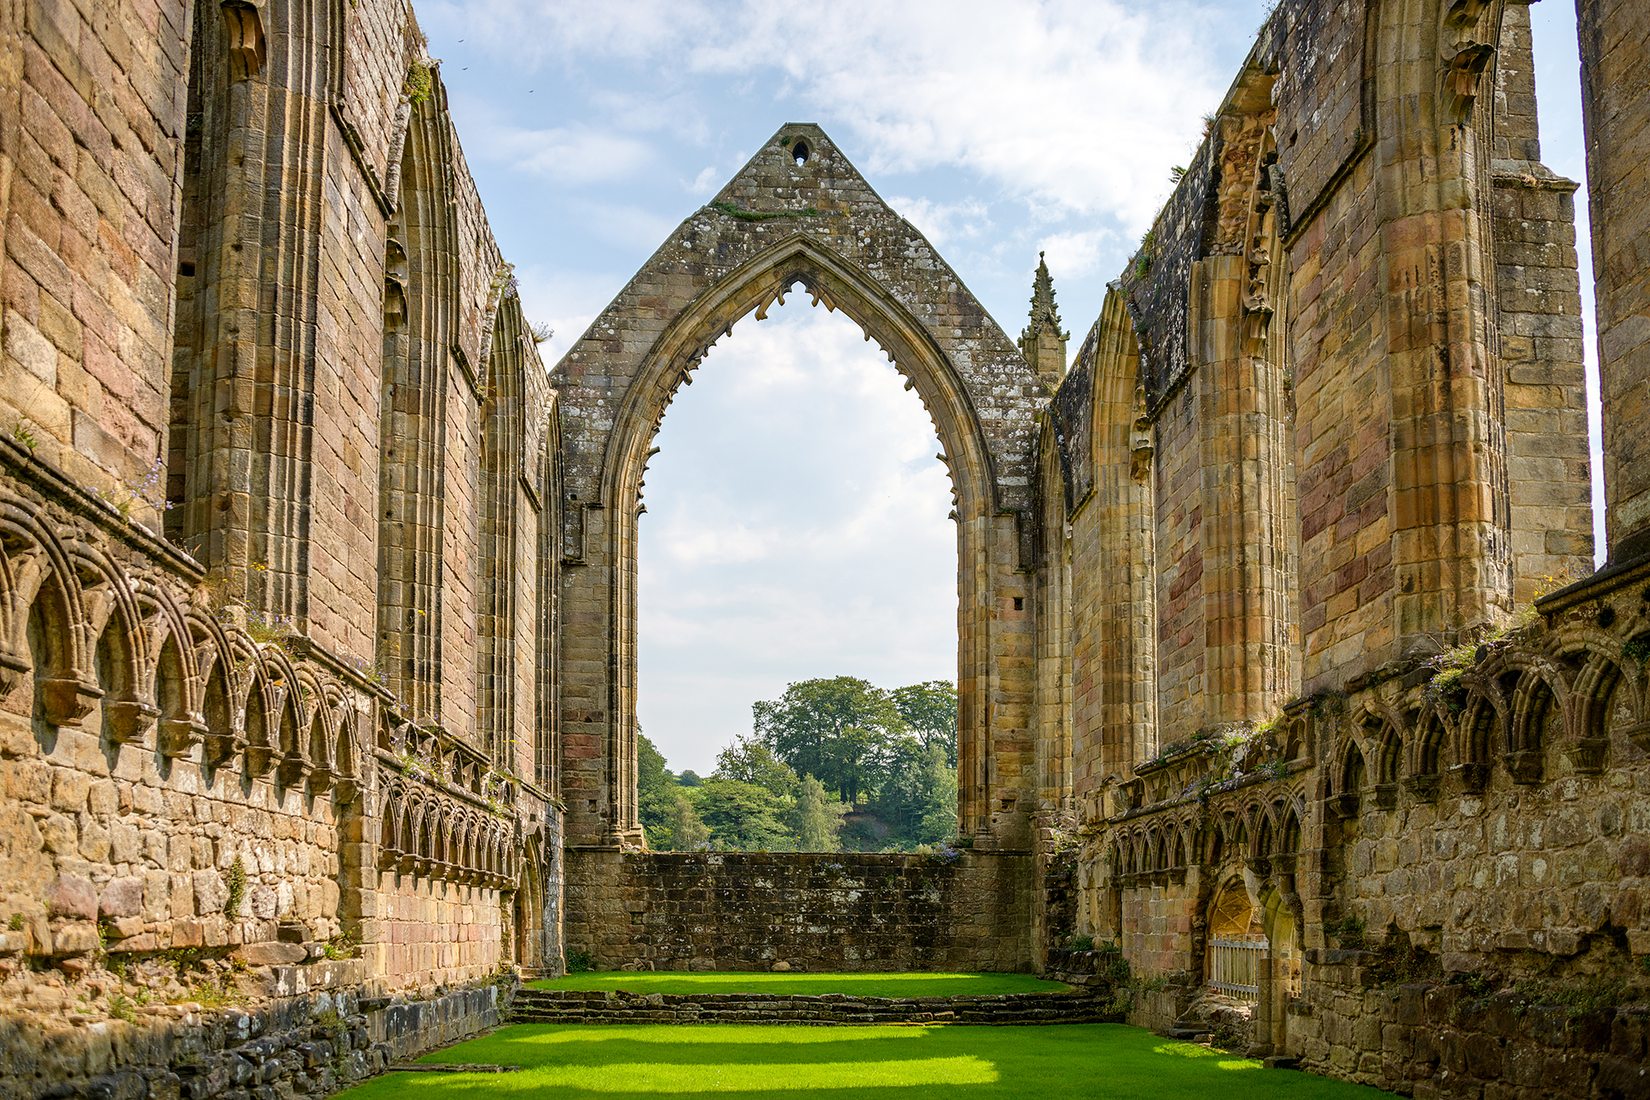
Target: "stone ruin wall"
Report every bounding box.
[0,0,1648,1094]
[0,0,563,1096]
[1034,0,1650,1096]
[565,850,1033,975]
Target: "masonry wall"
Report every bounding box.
[0,0,563,1093]
[565,850,1034,974]
[1036,0,1640,1096]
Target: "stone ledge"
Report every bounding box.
[509,988,1120,1026]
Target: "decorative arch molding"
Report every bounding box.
[552,124,1044,848]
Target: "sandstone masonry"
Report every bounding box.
[1,0,1649,1097]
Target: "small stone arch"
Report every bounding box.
[1507,666,1562,783]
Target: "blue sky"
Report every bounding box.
[419,1,1601,773]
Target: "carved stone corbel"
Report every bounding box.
[160,715,209,758]
[104,697,161,744]
[38,676,101,726]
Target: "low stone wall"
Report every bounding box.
[1297,969,1650,1099]
[0,983,505,1100]
[564,849,1034,973]
[510,988,1116,1026]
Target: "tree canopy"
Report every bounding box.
[752,675,909,803]
[640,677,959,854]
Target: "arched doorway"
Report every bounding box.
[1206,878,1267,1003]
[551,124,1048,852]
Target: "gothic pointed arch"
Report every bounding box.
[378,77,459,726]
[551,124,1044,848]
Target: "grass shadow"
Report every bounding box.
[337,1022,1400,1100]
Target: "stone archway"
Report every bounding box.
[552,124,1047,851]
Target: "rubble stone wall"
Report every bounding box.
[565,849,1034,974]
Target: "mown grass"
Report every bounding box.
[336,1022,1398,1099]
[527,971,1070,997]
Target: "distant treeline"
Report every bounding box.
[639,677,958,853]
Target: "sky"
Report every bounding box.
[418,1,1603,774]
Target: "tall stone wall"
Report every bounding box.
[1031,0,1647,1096]
[565,850,1034,974]
[550,124,1047,851]
[0,0,564,1093]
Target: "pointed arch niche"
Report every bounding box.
[552,125,1046,849]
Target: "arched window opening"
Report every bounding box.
[635,290,959,854]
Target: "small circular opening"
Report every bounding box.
[791,139,810,166]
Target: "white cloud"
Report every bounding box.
[433,0,1261,231]
[1038,227,1117,282]
[504,126,653,185]
[509,264,615,364]
[888,196,991,249]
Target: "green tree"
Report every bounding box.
[914,743,958,845]
[637,733,677,846]
[865,738,957,851]
[753,676,905,803]
[790,774,845,851]
[715,735,800,799]
[891,680,959,766]
[656,787,710,850]
[695,778,794,851]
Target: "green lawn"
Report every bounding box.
[527,971,1070,997]
[336,1022,1397,1099]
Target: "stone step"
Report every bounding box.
[508,989,1123,1027]
[1164,1027,1212,1041]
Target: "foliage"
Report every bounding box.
[890,681,958,765]
[97,458,170,522]
[866,737,955,848]
[563,948,594,973]
[10,421,37,453]
[404,61,433,105]
[1325,914,1366,950]
[696,778,795,851]
[224,855,247,917]
[716,736,800,799]
[639,734,711,851]
[710,200,822,223]
[529,321,553,345]
[641,678,960,853]
[245,610,296,646]
[322,930,359,960]
[337,1021,1396,1099]
[1134,229,1157,278]
[789,774,845,852]
[753,676,906,804]
[1512,973,1635,1019]
[1361,929,1438,986]
[1424,642,1477,711]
